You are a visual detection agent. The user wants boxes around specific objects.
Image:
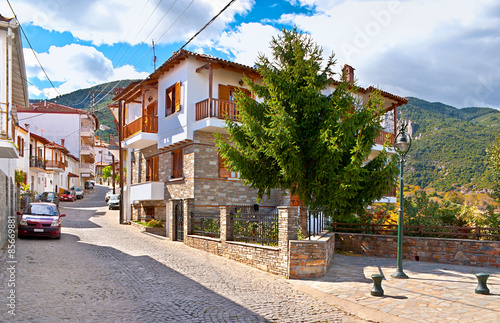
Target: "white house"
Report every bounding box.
[112,50,407,233]
[17,101,99,186]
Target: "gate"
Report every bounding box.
[173,201,184,241]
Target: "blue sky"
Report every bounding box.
[1,0,499,109]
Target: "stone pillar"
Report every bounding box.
[220,206,233,243]
[183,198,194,241]
[167,199,175,241]
[278,206,299,277]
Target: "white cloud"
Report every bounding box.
[24,45,149,98]
[212,0,500,108]
[3,0,254,46]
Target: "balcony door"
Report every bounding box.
[143,101,157,133]
[218,84,250,119]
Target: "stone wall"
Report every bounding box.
[288,233,335,279]
[335,233,500,268]
[183,206,298,277]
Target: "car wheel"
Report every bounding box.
[55,234,61,240]
[18,234,25,239]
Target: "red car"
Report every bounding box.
[60,190,76,202]
[17,202,66,239]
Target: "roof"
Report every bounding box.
[113,49,259,101]
[113,49,407,109]
[20,101,99,129]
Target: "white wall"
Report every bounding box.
[18,112,81,157]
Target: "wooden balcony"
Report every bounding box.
[195,98,239,122]
[46,160,65,170]
[123,115,158,140]
[374,130,395,146]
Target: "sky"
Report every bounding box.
[1,0,499,109]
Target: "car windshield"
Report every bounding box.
[25,204,58,216]
[62,191,72,195]
[74,187,81,192]
[109,195,120,201]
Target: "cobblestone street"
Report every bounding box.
[1,185,360,322]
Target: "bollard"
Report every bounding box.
[475,273,490,295]
[371,274,384,296]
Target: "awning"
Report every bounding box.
[68,172,79,178]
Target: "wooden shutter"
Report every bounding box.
[172,149,183,178]
[218,155,231,178]
[218,84,230,101]
[147,156,159,181]
[174,81,181,112]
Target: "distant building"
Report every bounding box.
[17,101,99,185]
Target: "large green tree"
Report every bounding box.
[215,28,398,220]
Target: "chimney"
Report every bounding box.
[61,139,65,147]
[342,64,355,85]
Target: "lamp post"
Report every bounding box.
[392,121,411,279]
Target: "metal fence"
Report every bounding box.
[191,212,220,238]
[233,210,279,246]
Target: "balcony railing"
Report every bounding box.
[46,160,65,170]
[123,115,158,140]
[195,98,239,122]
[30,158,46,170]
[374,130,395,146]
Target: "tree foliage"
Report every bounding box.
[215,28,398,220]
[487,132,500,201]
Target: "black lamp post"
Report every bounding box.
[392,121,411,279]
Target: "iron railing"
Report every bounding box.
[233,210,279,246]
[191,212,220,238]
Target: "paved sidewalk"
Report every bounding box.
[290,253,500,322]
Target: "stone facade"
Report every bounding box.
[335,233,500,268]
[129,130,286,222]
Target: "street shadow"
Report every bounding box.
[13,232,270,322]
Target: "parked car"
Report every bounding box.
[38,192,60,206]
[60,190,76,202]
[105,188,120,202]
[17,202,66,239]
[108,194,120,210]
[85,181,94,189]
[71,186,84,199]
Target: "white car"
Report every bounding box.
[70,186,84,199]
[105,189,120,202]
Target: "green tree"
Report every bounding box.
[215,28,398,220]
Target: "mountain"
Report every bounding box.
[400,97,500,192]
[30,79,137,141]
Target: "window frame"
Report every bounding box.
[171,149,183,179]
[165,81,181,117]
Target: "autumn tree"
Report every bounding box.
[215,28,398,220]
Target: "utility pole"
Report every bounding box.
[118,100,124,224]
[152,40,157,70]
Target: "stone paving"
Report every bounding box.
[289,253,500,322]
[0,185,359,322]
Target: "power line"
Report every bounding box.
[180,0,236,50]
[6,0,61,97]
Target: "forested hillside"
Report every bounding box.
[400,97,500,192]
[30,80,136,140]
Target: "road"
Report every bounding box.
[1,184,362,322]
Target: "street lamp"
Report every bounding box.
[392,120,412,279]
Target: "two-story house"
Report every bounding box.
[17,101,99,186]
[0,14,28,245]
[113,50,407,233]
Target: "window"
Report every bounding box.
[219,154,238,178]
[172,149,183,178]
[165,81,181,117]
[146,155,159,182]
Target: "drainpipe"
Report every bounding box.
[118,100,124,224]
